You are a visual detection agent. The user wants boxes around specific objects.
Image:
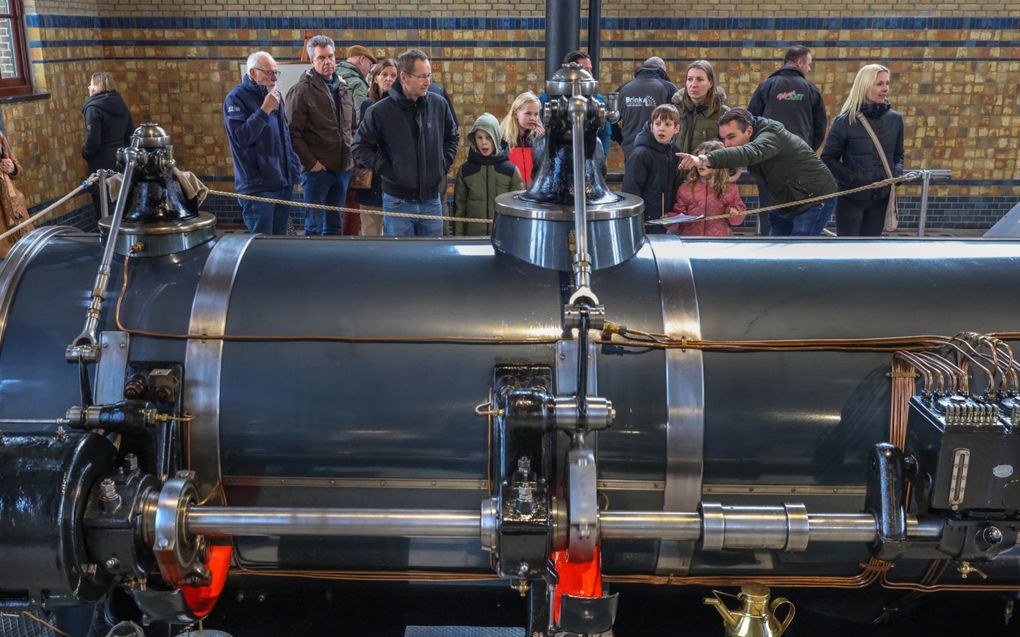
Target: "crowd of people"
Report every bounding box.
[67,41,905,243]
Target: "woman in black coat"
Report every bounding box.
[82,72,133,220]
[822,64,904,237]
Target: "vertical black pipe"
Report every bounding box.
[546,0,580,81]
[587,0,602,78]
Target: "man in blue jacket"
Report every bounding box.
[352,49,459,237]
[223,51,301,235]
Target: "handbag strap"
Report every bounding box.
[856,113,894,180]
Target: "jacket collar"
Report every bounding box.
[768,65,806,80]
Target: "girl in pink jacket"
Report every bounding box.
[667,140,746,236]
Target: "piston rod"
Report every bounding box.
[184,505,941,547]
[187,507,482,538]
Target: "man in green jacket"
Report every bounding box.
[337,44,376,115]
[678,107,836,236]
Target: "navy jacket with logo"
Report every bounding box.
[748,66,827,151]
[223,75,301,195]
[616,65,678,159]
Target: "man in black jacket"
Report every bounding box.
[748,45,829,234]
[615,57,678,160]
[352,49,459,237]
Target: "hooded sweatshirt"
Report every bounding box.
[82,90,134,174]
[453,113,524,236]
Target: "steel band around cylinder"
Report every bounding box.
[0,226,77,352]
[183,233,258,502]
[784,503,811,552]
[650,239,705,573]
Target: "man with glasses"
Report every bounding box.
[223,50,301,235]
[353,48,459,237]
[285,34,356,236]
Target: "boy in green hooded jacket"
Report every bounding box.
[453,112,525,236]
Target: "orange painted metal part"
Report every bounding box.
[180,544,233,618]
[551,546,603,625]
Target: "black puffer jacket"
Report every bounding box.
[821,101,904,201]
[81,90,134,174]
[352,81,459,202]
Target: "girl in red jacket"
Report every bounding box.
[499,91,544,188]
[667,140,746,236]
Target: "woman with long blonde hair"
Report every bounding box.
[500,91,543,187]
[822,64,904,236]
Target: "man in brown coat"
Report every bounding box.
[285,35,356,236]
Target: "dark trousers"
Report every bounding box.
[755,179,772,236]
[836,196,888,237]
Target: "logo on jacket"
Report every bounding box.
[776,91,805,102]
[625,96,657,107]
[226,103,241,113]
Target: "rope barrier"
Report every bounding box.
[206,188,496,225]
[0,168,924,245]
[0,174,98,243]
[207,171,922,228]
[659,171,921,225]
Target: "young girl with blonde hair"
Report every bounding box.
[500,91,544,188]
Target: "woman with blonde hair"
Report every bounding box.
[500,91,544,188]
[822,64,904,236]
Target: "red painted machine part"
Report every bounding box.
[180,544,233,618]
[551,546,603,625]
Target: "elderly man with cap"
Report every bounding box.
[338,44,376,114]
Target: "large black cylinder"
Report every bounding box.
[1,231,1020,579]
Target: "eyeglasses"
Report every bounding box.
[255,68,282,78]
[405,72,432,81]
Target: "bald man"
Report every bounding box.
[223,51,301,235]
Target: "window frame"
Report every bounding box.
[0,0,33,98]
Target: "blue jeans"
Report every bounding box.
[300,168,352,236]
[382,193,444,237]
[768,201,834,237]
[239,186,293,235]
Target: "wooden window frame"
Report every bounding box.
[0,0,32,97]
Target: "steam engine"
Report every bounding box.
[1,64,1020,636]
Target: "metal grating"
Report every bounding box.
[405,628,525,637]
[0,613,58,637]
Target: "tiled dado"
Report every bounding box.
[7,12,1020,233]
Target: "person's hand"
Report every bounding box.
[310,161,326,172]
[531,120,545,138]
[261,87,280,114]
[0,158,14,174]
[727,207,740,217]
[676,152,706,170]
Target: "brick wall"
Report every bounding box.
[4,2,1019,230]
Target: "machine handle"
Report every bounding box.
[770,597,796,635]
